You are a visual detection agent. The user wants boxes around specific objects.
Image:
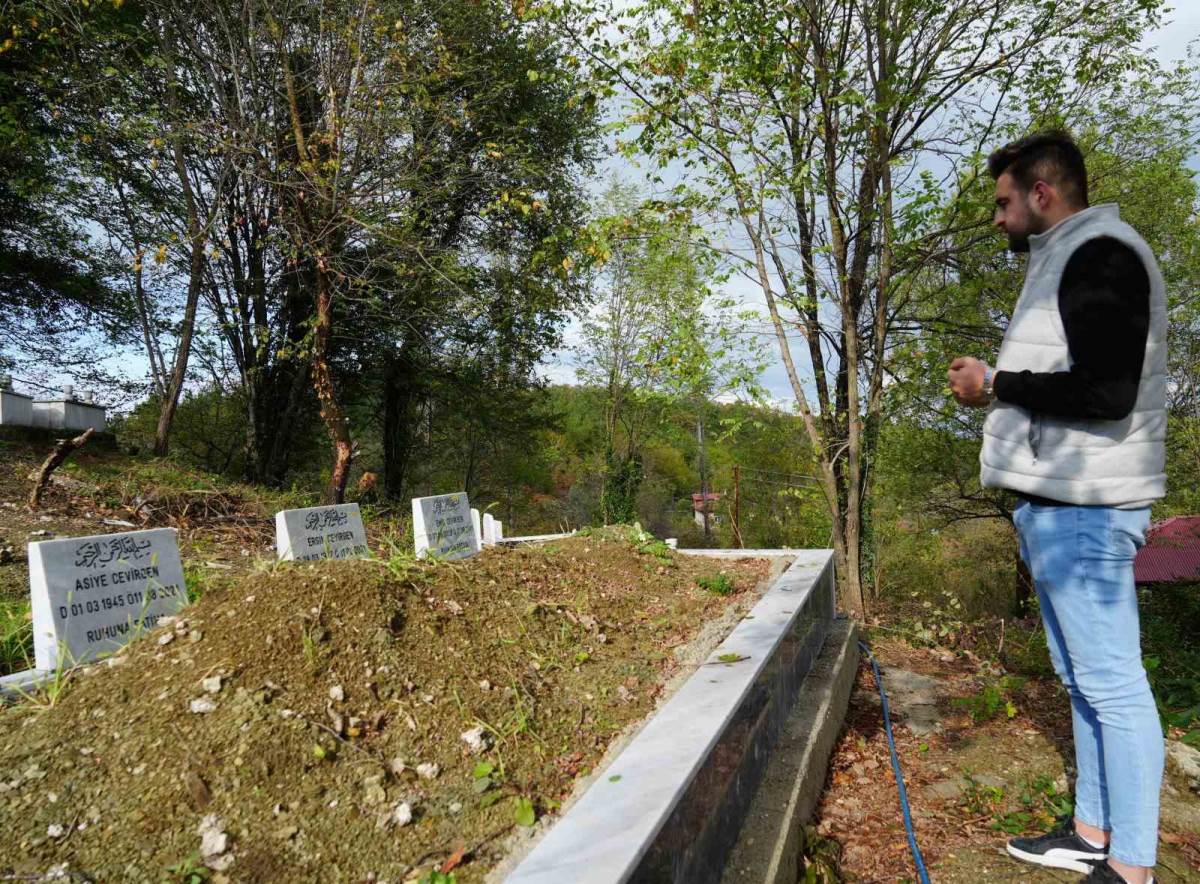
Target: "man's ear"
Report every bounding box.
[1030,180,1053,212]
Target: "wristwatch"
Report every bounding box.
[983,366,996,401]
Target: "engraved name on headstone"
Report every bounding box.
[412,493,479,560]
[28,528,188,670]
[276,504,370,561]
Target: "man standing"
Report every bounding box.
[948,131,1166,884]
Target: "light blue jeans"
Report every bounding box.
[1013,499,1163,867]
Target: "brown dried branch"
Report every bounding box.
[28,428,95,509]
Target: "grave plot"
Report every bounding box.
[0,448,286,682]
[0,530,772,882]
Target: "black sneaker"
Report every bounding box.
[1082,862,1154,883]
[1082,863,1126,882]
[1005,817,1108,873]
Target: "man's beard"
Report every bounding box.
[1007,206,1048,253]
[1008,231,1031,253]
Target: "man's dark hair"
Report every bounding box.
[987,130,1089,208]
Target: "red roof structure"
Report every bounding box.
[1134,515,1200,584]
[691,492,723,512]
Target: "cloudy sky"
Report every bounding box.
[539,4,1200,407]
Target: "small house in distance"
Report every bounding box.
[692,491,723,530]
[1134,515,1200,585]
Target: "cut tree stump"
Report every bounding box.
[28,427,95,509]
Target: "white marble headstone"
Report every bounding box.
[276,503,369,561]
[481,513,496,547]
[412,493,479,560]
[471,508,482,548]
[29,528,187,670]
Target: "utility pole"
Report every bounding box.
[697,404,709,541]
[732,464,742,548]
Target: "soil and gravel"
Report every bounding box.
[0,435,282,649]
[811,633,1200,882]
[0,524,771,882]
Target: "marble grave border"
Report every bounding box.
[503,547,836,884]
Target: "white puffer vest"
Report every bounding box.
[979,204,1167,508]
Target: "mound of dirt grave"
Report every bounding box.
[0,533,771,883]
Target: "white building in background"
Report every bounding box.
[0,379,107,432]
[0,376,33,427]
[32,386,107,432]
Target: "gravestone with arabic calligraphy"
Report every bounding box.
[28,528,187,670]
[412,493,479,560]
[275,503,370,562]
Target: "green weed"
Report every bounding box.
[1140,585,1200,747]
[627,523,674,565]
[696,572,735,596]
[165,852,212,883]
[0,600,33,676]
[900,588,966,646]
[952,675,1025,724]
[960,772,1006,816]
[992,775,1073,835]
[798,824,843,883]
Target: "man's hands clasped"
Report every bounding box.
[948,357,993,408]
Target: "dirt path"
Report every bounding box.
[811,635,1200,883]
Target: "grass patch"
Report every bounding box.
[960,772,1073,836]
[696,572,735,596]
[991,774,1073,835]
[0,599,33,674]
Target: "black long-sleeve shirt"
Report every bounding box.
[994,236,1150,418]
[993,235,1151,505]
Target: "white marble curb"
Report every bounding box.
[0,668,55,698]
[504,548,836,884]
[496,531,577,544]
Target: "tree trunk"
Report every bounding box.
[697,403,710,541]
[154,234,204,456]
[115,179,167,398]
[153,29,206,457]
[261,359,310,485]
[311,262,353,503]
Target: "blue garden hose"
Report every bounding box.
[859,640,932,884]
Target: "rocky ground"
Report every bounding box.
[811,634,1200,882]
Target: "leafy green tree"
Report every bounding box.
[555,0,1174,613]
[575,180,761,524]
[0,1,138,386]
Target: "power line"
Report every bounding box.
[6,375,61,394]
